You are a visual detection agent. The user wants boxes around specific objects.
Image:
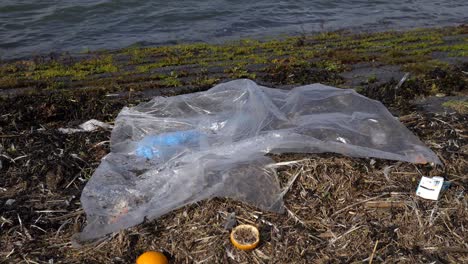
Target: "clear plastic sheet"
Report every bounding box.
[76,79,440,242]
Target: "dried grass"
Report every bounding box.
[1,107,466,263]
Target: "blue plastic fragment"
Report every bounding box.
[441,181,451,191]
[135,130,201,159]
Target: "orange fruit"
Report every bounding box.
[136,251,169,264]
[230,224,260,250]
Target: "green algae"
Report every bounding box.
[442,100,468,114]
[0,25,466,94]
[29,55,118,81]
[402,60,450,75]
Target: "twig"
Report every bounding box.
[442,216,467,246]
[1,154,15,163]
[65,174,80,189]
[196,255,214,264]
[48,210,83,221]
[285,206,306,227]
[394,72,410,99]
[369,240,379,264]
[31,225,46,233]
[17,214,23,231]
[332,193,388,217]
[395,73,410,90]
[422,247,468,253]
[23,256,40,264]
[0,154,28,163]
[92,140,110,148]
[0,134,19,138]
[364,201,407,208]
[280,167,302,197]
[408,201,423,228]
[391,172,418,175]
[56,219,72,238]
[6,248,14,258]
[266,159,310,168]
[35,210,68,213]
[433,117,461,133]
[12,155,28,162]
[331,225,361,243]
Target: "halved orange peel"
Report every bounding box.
[230,224,260,250]
[136,251,168,264]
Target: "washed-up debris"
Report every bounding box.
[76,79,441,242]
[5,199,15,206]
[230,224,260,251]
[223,212,237,230]
[58,119,113,134]
[364,200,407,208]
[395,72,410,91]
[136,251,168,264]
[416,176,450,200]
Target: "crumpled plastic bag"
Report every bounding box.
[75,79,440,242]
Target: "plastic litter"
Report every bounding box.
[75,79,441,242]
[5,199,15,206]
[135,130,203,159]
[223,212,237,230]
[59,119,113,134]
[416,176,450,200]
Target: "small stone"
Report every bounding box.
[5,199,16,206]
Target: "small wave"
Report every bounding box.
[1,0,467,59]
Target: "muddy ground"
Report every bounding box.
[0,26,467,263]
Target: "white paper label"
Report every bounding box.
[416,176,444,201]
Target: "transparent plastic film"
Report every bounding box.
[76,79,440,242]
